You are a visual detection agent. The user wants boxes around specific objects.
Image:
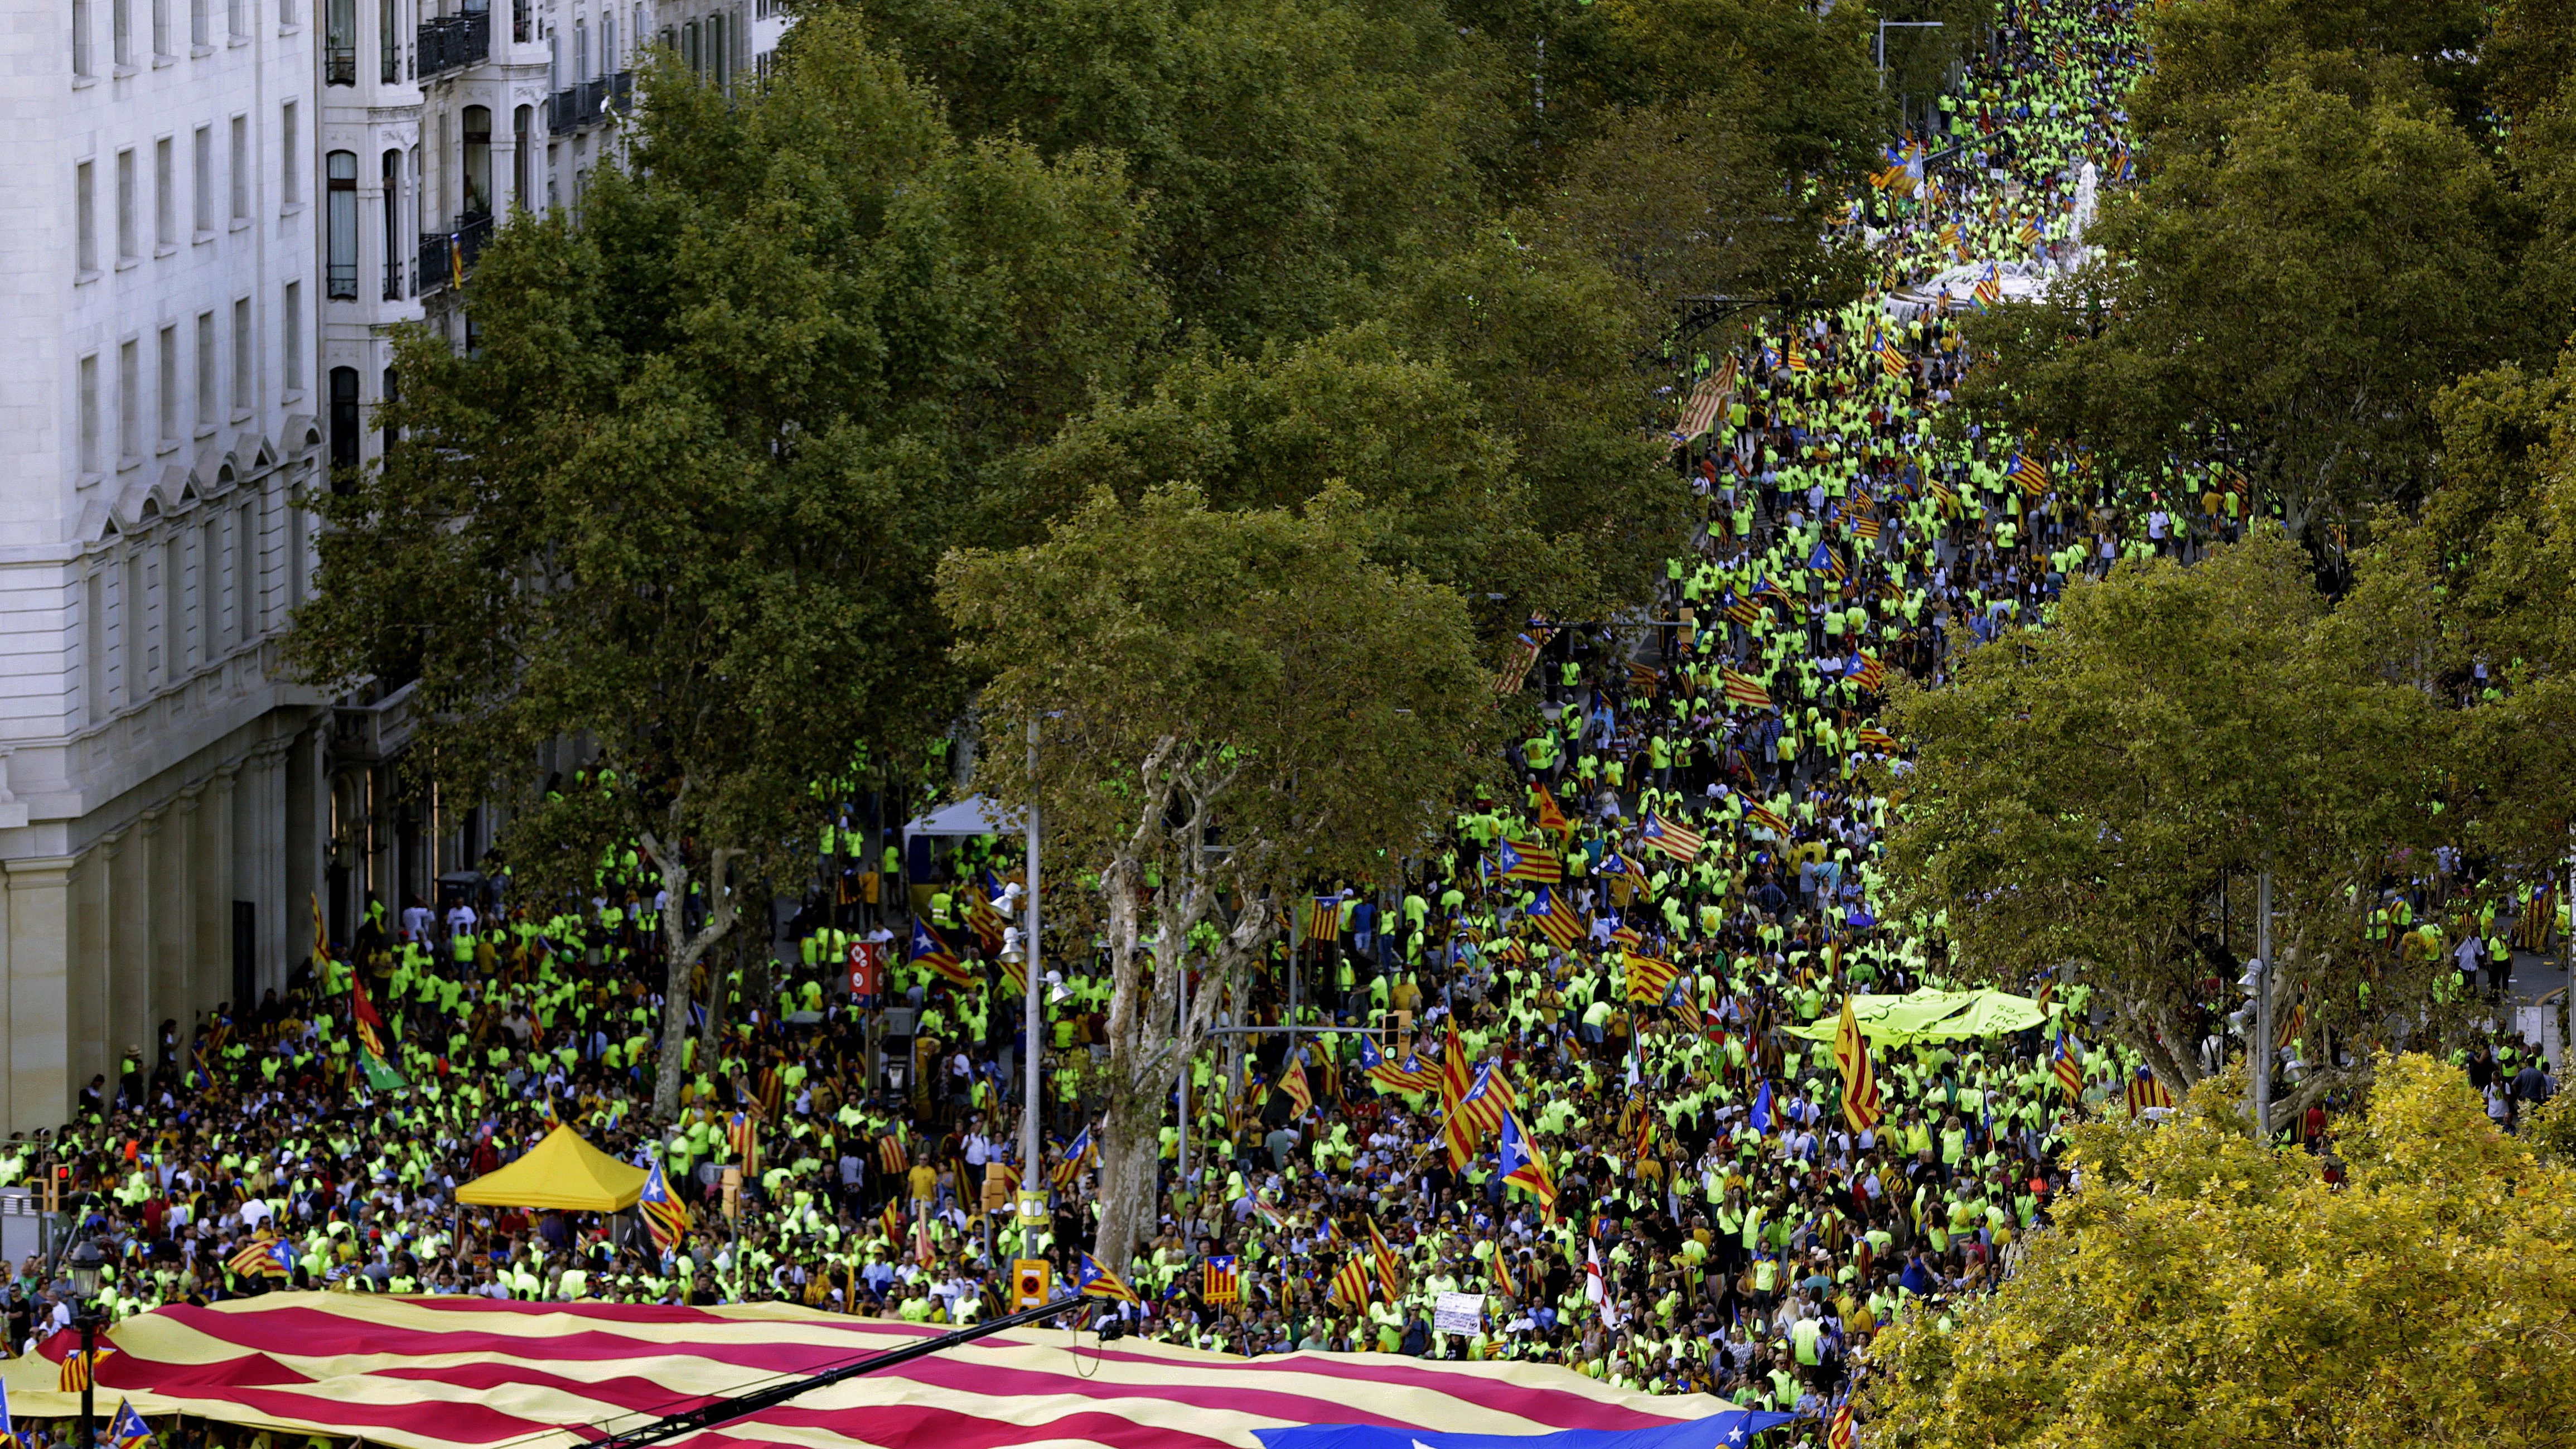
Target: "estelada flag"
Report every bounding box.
[1495,838,1562,886]
[1532,784,1574,841]
[2124,1066,2176,1117]
[226,1233,292,1279]
[1078,1253,1140,1304]
[1853,653,1888,693]
[1302,896,1342,942]
[1745,803,1792,838]
[908,920,970,988]
[1524,887,1585,952]
[1719,669,1774,712]
[110,1398,153,1449]
[1637,813,1704,864]
[1623,955,1680,1004]
[1831,996,1883,1131]
[964,876,1009,953]
[1201,1255,1239,1305]
[639,1161,692,1252]
[2052,1028,2084,1102]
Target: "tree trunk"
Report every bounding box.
[648,833,738,1122]
[1090,1081,1165,1278]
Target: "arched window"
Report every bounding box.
[461,105,491,218]
[512,105,531,211]
[328,366,361,477]
[381,149,402,298]
[325,150,359,298]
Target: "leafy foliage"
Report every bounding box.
[1866,1055,2576,1449]
[289,12,1163,1114]
[1881,531,2447,1107]
[939,485,1495,1271]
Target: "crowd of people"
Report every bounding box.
[2,3,2564,1447]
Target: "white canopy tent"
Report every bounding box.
[900,794,1024,846]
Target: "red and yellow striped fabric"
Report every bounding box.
[5,1294,1729,1449]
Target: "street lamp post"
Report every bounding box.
[69,1238,105,1448]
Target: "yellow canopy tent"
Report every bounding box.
[453,1124,647,1212]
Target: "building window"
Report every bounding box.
[230,115,248,221]
[196,311,216,427]
[164,534,186,674]
[191,0,207,46]
[461,105,491,217]
[379,0,397,81]
[118,340,140,465]
[155,137,175,249]
[193,125,212,234]
[116,148,137,262]
[228,0,245,40]
[281,101,301,205]
[113,0,131,67]
[153,0,169,56]
[381,149,403,298]
[511,105,529,211]
[328,366,360,472]
[75,160,97,276]
[85,571,107,724]
[283,280,303,393]
[157,326,179,445]
[125,552,148,694]
[602,11,615,70]
[74,0,94,75]
[199,516,220,664]
[325,0,352,81]
[235,499,258,644]
[232,296,254,416]
[79,355,102,476]
[326,149,358,297]
[381,365,398,451]
[572,17,586,80]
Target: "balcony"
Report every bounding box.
[383,254,403,301]
[417,210,493,294]
[328,260,358,300]
[415,11,487,78]
[547,78,608,133]
[325,43,355,84]
[608,69,634,113]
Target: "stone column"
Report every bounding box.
[4,856,74,1131]
[106,822,148,1093]
[153,789,199,1070]
[196,767,237,1028]
[71,838,112,1108]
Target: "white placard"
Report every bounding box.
[1432,1292,1486,1335]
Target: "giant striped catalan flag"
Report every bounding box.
[2,1295,1771,1448]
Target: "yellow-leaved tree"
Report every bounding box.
[1865,1054,2576,1447]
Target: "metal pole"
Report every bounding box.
[1176,964,1190,1193]
[2254,871,2272,1140]
[80,1316,95,1449]
[587,1296,1089,1449]
[1023,719,1041,1186]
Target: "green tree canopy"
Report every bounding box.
[937,484,1495,1277]
[288,11,1163,1116]
[1881,531,2447,1115]
[1866,1055,2576,1449]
